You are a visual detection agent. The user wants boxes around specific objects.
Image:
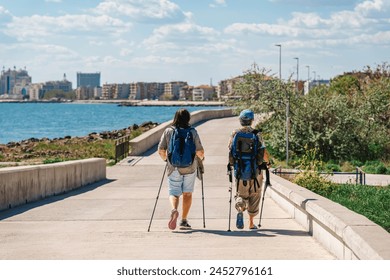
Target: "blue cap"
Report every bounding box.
[239,109,254,121]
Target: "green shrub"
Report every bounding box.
[43,158,64,164]
[130,129,143,139]
[375,163,388,174]
[350,160,363,167]
[293,171,335,197]
[340,161,355,172]
[324,163,341,172]
[363,160,389,174]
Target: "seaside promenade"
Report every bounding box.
[0,115,337,260]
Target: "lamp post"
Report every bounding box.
[306,65,310,93]
[312,71,317,86]
[294,57,299,93]
[275,44,281,80]
[275,44,289,166]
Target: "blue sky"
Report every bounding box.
[0,0,389,86]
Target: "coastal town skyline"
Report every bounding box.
[0,0,389,87]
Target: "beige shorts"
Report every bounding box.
[235,173,263,216]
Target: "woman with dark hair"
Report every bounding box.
[158,108,204,230]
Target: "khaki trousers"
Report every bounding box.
[235,173,263,216]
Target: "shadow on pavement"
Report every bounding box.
[0,178,115,220]
[172,227,309,237]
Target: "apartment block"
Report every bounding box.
[192,85,216,101]
[76,86,96,100]
[102,83,130,99]
[164,81,188,100]
[129,82,165,100]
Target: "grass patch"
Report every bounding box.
[294,172,390,232]
[325,184,390,232]
[33,139,116,162]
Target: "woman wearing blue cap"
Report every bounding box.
[228,109,270,230]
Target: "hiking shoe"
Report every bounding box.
[179,220,192,229]
[168,209,179,230]
[250,224,258,230]
[236,212,244,229]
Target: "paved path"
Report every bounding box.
[0,116,335,260]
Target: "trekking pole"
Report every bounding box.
[227,163,233,232]
[201,171,206,228]
[197,157,206,228]
[258,165,271,228]
[147,163,168,232]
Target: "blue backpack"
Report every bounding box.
[230,130,261,182]
[168,127,196,168]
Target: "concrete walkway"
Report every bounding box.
[0,116,335,260]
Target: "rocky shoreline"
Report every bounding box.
[0,121,158,166]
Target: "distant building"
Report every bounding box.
[29,84,43,101]
[76,72,101,88]
[102,83,129,99]
[179,85,193,100]
[192,85,216,101]
[164,81,188,100]
[41,74,72,96]
[218,77,244,100]
[76,86,95,100]
[129,82,165,100]
[102,83,116,99]
[0,67,32,95]
[304,79,330,95]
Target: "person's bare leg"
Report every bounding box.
[169,195,180,210]
[182,192,192,220]
[249,214,255,229]
[168,195,180,230]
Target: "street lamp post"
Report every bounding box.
[312,71,316,86]
[275,44,281,80]
[306,65,310,93]
[294,57,299,93]
[275,44,289,166]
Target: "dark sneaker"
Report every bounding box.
[249,224,258,230]
[168,209,179,230]
[179,220,192,229]
[236,212,244,229]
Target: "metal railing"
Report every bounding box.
[272,166,367,185]
[355,167,366,185]
[115,135,130,163]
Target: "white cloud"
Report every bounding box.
[210,0,227,8]
[268,0,356,7]
[93,0,187,23]
[356,0,384,15]
[4,14,132,41]
[287,12,328,28]
[224,0,390,51]
[131,55,207,67]
[0,6,13,23]
[143,21,219,51]
[225,22,300,37]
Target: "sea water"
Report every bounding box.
[0,103,225,144]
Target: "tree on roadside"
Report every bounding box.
[228,63,390,165]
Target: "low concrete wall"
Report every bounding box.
[268,173,390,260]
[129,108,234,156]
[0,158,106,211]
